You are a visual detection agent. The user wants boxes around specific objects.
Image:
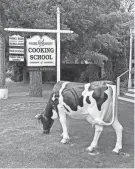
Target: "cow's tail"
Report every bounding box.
[93,84,117,126]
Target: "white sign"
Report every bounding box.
[9,48,24,54]
[9,55,24,61]
[9,35,24,46]
[26,35,56,67]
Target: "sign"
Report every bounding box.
[9,35,24,62]
[27,66,55,71]
[9,48,24,54]
[26,35,56,67]
[9,55,24,61]
[9,35,24,46]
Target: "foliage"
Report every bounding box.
[1,0,134,81]
[120,78,128,95]
[82,51,108,66]
[78,65,100,82]
[79,71,87,83]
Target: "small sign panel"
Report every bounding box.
[27,66,55,71]
[9,48,24,54]
[9,55,24,61]
[9,35,24,46]
[26,35,56,67]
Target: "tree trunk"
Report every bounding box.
[123,37,128,67]
[0,2,5,88]
[101,63,105,78]
[23,66,28,83]
[29,70,42,97]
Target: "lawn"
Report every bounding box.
[0,81,134,168]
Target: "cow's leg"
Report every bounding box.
[60,117,69,137]
[87,125,103,152]
[112,118,123,153]
[59,107,70,144]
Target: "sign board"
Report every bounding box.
[9,35,24,46]
[9,48,24,54]
[26,35,56,67]
[9,55,24,61]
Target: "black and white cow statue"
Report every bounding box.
[35,81,123,154]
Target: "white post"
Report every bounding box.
[128,28,133,88]
[57,7,61,82]
[117,77,120,96]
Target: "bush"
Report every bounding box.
[78,69,100,83]
[10,66,23,82]
[120,79,128,95]
[78,71,87,83]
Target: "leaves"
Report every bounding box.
[94,33,122,53]
[82,50,108,66]
[2,0,134,80]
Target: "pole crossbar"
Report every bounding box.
[4,28,73,34]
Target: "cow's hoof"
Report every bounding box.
[112,149,130,156]
[86,147,99,156]
[86,146,98,152]
[112,148,123,154]
[61,138,70,144]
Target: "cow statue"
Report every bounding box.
[35,81,123,154]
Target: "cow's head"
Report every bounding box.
[35,113,54,134]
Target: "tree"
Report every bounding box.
[0,2,6,88]
[4,0,134,82]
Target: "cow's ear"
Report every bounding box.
[35,113,42,119]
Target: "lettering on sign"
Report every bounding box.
[9,35,24,46]
[9,55,24,61]
[27,66,56,71]
[9,48,24,54]
[26,35,56,67]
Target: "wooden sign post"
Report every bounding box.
[4,7,73,97]
[26,35,56,97]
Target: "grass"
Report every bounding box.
[0,81,134,168]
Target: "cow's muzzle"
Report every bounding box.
[43,130,50,134]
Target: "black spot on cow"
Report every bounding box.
[52,92,59,113]
[62,89,78,111]
[86,96,91,104]
[79,95,83,107]
[92,91,108,111]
